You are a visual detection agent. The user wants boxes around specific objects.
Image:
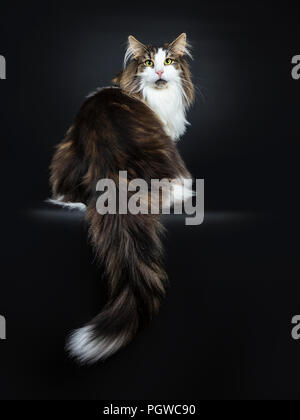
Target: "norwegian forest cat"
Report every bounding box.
[50,33,195,364]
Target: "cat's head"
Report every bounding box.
[113,33,194,107]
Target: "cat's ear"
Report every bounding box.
[128,35,146,58]
[124,35,147,67]
[169,33,192,58]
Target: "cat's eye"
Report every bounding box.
[164,58,174,65]
[144,60,154,67]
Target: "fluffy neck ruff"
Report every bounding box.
[141,81,189,141]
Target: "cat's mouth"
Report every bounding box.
[155,79,168,88]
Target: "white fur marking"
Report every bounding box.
[140,49,189,141]
[154,48,166,73]
[67,326,125,365]
[46,196,87,212]
[171,178,194,203]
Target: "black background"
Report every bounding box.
[1,0,300,400]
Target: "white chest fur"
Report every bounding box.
[142,82,189,141]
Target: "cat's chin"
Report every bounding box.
[154,79,168,89]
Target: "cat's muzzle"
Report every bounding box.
[155,79,168,88]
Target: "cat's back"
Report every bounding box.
[85,86,143,117]
[76,86,164,135]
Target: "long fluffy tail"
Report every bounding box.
[66,205,167,365]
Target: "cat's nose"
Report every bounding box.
[156,70,164,78]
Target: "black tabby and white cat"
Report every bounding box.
[50,33,195,364]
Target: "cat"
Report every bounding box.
[49,33,195,364]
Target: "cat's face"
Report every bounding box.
[134,45,184,90]
[125,33,191,91]
[115,33,194,106]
